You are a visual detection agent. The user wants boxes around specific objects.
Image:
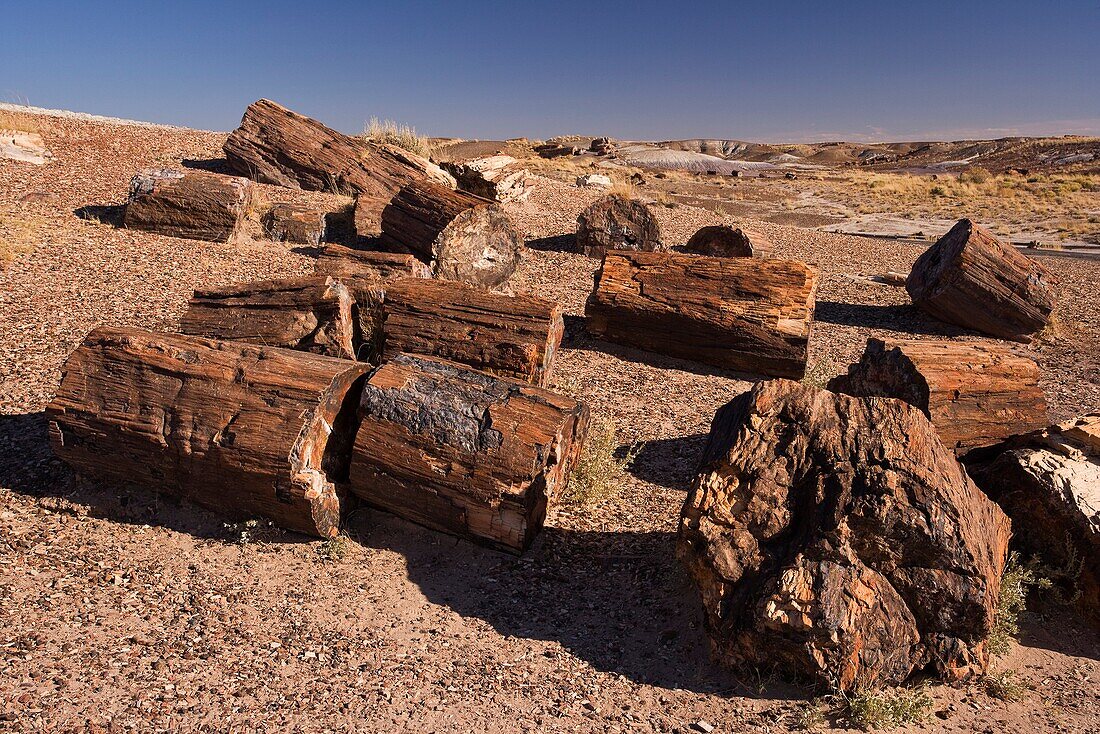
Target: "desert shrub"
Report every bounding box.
[844,685,933,730]
[929,185,947,197]
[318,535,349,563]
[565,418,638,505]
[790,699,828,730]
[989,551,1051,655]
[0,110,39,133]
[960,167,993,184]
[983,669,1026,701]
[607,179,637,199]
[362,117,431,158]
[801,356,838,389]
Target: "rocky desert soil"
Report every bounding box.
[1,109,1098,732]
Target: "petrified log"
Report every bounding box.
[379,279,564,386]
[314,244,432,282]
[179,276,357,360]
[576,195,664,259]
[262,203,326,245]
[965,415,1100,627]
[679,379,1011,692]
[683,225,772,258]
[585,250,818,378]
[223,99,454,236]
[348,353,590,553]
[828,338,1048,453]
[122,169,252,242]
[377,180,523,287]
[440,155,534,203]
[45,327,371,537]
[906,219,1056,342]
[533,143,579,159]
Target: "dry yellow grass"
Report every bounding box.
[361,117,431,158]
[0,110,41,134]
[0,212,46,267]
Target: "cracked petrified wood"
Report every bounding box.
[906,219,1056,342]
[829,338,1048,453]
[45,327,371,537]
[575,195,664,259]
[179,276,357,360]
[376,180,523,287]
[678,380,1010,692]
[349,353,590,553]
[377,278,564,386]
[122,169,252,242]
[683,225,772,258]
[261,203,326,245]
[585,250,818,378]
[439,155,534,203]
[314,244,433,282]
[223,99,454,236]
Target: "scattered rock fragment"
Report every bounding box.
[0,129,52,164]
[575,194,664,258]
[122,169,252,242]
[682,225,773,258]
[575,173,612,189]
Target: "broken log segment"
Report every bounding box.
[439,155,534,203]
[377,179,523,287]
[313,244,432,281]
[828,338,1048,453]
[262,203,326,245]
[379,278,564,386]
[179,276,357,360]
[575,194,664,259]
[682,225,772,258]
[122,169,252,242]
[45,327,372,537]
[585,250,819,378]
[906,219,1056,342]
[348,353,590,553]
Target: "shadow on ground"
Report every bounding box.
[73,204,124,226]
[181,157,234,174]
[814,300,971,336]
[625,434,710,490]
[526,234,577,253]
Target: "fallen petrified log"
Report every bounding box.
[122,169,252,242]
[965,414,1100,627]
[179,276,357,360]
[440,155,534,203]
[377,180,523,287]
[576,195,664,258]
[683,225,772,258]
[45,327,371,537]
[378,279,564,386]
[348,353,590,553]
[828,338,1048,453]
[906,219,1056,342]
[533,143,579,158]
[678,379,1011,692]
[223,99,454,236]
[313,244,432,282]
[585,250,818,378]
[262,203,326,245]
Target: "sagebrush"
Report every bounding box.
[565,418,638,505]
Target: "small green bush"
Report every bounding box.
[845,685,933,730]
[565,418,638,505]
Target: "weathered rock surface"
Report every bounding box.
[1,129,52,164]
[576,195,664,259]
[679,380,1011,691]
[262,203,326,245]
[576,174,612,189]
[906,219,1056,342]
[683,225,773,258]
[122,169,252,242]
[440,155,534,202]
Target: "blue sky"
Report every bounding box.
[3,1,1098,142]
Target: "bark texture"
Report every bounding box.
[906,219,1056,342]
[585,250,818,378]
[575,195,664,259]
[45,327,371,537]
[122,169,252,242]
[683,225,772,258]
[349,354,590,553]
[829,338,1048,453]
[679,380,1011,692]
[262,203,326,245]
[314,244,432,282]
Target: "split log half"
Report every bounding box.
[45,327,371,537]
[828,338,1048,453]
[313,244,432,281]
[683,225,772,258]
[179,276,357,360]
[349,353,590,553]
[576,195,664,259]
[585,250,819,378]
[122,169,252,242]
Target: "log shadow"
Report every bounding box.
[74,204,124,227]
[1016,607,1100,661]
[814,300,971,337]
[526,234,577,253]
[624,434,710,491]
[0,412,304,545]
[349,511,805,699]
[181,157,234,174]
[567,327,764,382]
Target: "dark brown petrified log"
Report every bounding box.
[679,379,1011,692]
[179,276,357,360]
[122,169,252,242]
[682,225,773,258]
[313,244,432,281]
[828,338,1048,453]
[376,180,523,287]
[378,279,564,386]
[262,203,326,245]
[45,327,371,537]
[906,219,1056,342]
[585,250,818,378]
[348,353,589,553]
[575,195,664,259]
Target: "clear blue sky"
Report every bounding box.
[3,1,1098,142]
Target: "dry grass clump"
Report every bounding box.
[607,179,637,199]
[0,212,47,267]
[362,117,431,158]
[983,669,1026,701]
[0,110,40,134]
[564,418,638,505]
[318,534,349,563]
[844,685,933,730]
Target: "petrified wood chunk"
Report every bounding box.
[440,155,534,203]
[122,169,252,242]
[262,203,326,245]
[683,225,772,258]
[678,380,1011,692]
[585,250,818,378]
[314,244,432,281]
[576,195,664,259]
[179,276,357,360]
[965,414,1100,627]
[534,143,579,159]
[829,338,1048,453]
[349,353,590,553]
[379,279,564,386]
[45,327,371,537]
[377,179,523,287]
[906,219,1056,342]
[223,99,454,236]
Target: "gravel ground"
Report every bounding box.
[1,113,1097,733]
